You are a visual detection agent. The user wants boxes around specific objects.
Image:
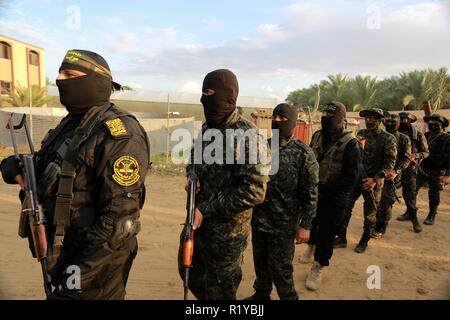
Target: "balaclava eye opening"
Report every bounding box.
[271,103,298,139]
[200,69,239,127]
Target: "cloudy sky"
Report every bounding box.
[0,0,449,103]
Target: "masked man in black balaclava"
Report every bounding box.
[414,114,450,225]
[299,102,362,291]
[244,103,318,300]
[334,108,397,254]
[1,50,150,300]
[178,69,270,300]
[372,113,414,238]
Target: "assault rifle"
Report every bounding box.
[6,113,52,297]
[358,138,377,209]
[411,161,429,178]
[183,166,196,300]
[386,179,401,203]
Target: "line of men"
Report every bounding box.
[178,67,450,300]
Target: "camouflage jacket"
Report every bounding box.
[392,131,412,173]
[400,126,429,165]
[251,136,319,236]
[357,128,397,180]
[186,108,270,240]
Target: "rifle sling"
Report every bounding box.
[52,104,111,254]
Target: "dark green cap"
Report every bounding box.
[399,112,417,123]
[424,114,449,128]
[359,108,385,119]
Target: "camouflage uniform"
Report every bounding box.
[250,136,318,300]
[337,122,397,248]
[416,115,450,224]
[376,131,411,228]
[177,108,270,300]
[398,113,429,221]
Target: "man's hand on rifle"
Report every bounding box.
[362,177,376,191]
[410,154,416,163]
[385,171,398,181]
[295,227,310,244]
[185,178,200,194]
[14,174,25,190]
[193,208,204,230]
[441,176,450,186]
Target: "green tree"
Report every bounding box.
[1,83,48,108]
[349,75,379,111]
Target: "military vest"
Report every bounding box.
[311,131,354,184]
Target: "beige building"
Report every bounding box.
[0,34,46,97]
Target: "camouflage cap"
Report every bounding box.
[384,112,399,121]
[424,114,449,128]
[398,112,417,123]
[359,108,385,119]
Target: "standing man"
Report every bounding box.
[415,114,450,225]
[245,103,319,300]
[300,102,362,291]
[0,50,150,299]
[397,112,429,223]
[334,108,397,253]
[373,112,413,237]
[177,69,270,300]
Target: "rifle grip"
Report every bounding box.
[31,223,48,261]
[183,231,194,266]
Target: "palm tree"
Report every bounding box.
[1,82,48,108]
[350,75,379,111]
[397,70,429,110]
[425,68,449,112]
[321,73,350,103]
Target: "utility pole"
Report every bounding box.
[166,92,170,166]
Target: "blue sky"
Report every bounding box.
[0,0,449,103]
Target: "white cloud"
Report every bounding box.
[145,27,177,37]
[261,85,273,92]
[180,80,201,94]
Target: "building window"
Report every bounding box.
[29,50,39,66]
[1,81,12,95]
[0,42,11,60]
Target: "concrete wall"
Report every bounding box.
[0,108,195,156]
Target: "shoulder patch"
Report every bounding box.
[105,118,128,137]
[112,156,140,186]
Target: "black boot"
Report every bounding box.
[333,229,347,248]
[354,231,370,254]
[371,222,387,239]
[410,210,422,233]
[397,211,411,221]
[423,211,436,225]
[243,291,271,300]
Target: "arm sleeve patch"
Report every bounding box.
[112,156,140,186]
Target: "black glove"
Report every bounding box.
[0,156,21,184]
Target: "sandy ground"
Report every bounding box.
[0,173,449,300]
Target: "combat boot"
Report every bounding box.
[354,231,370,254]
[371,222,387,239]
[305,261,324,291]
[410,210,422,233]
[333,229,347,248]
[243,291,271,300]
[423,211,436,225]
[397,212,411,221]
[299,245,315,264]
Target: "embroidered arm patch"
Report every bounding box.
[113,156,140,186]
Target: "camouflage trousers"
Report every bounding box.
[401,166,419,214]
[338,178,384,237]
[178,227,248,300]
[416,169,443,214]
[251,229,298,300]
[376,177,401,225]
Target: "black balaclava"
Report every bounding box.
[200,69,239,127]
[321,101,346,134]
[56,50,121,115]
[399,118,412,132]
[384,115,400,134]
[271,103,298,139]
[428,122,442,133]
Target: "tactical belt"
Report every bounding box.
[52,104,111,255]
